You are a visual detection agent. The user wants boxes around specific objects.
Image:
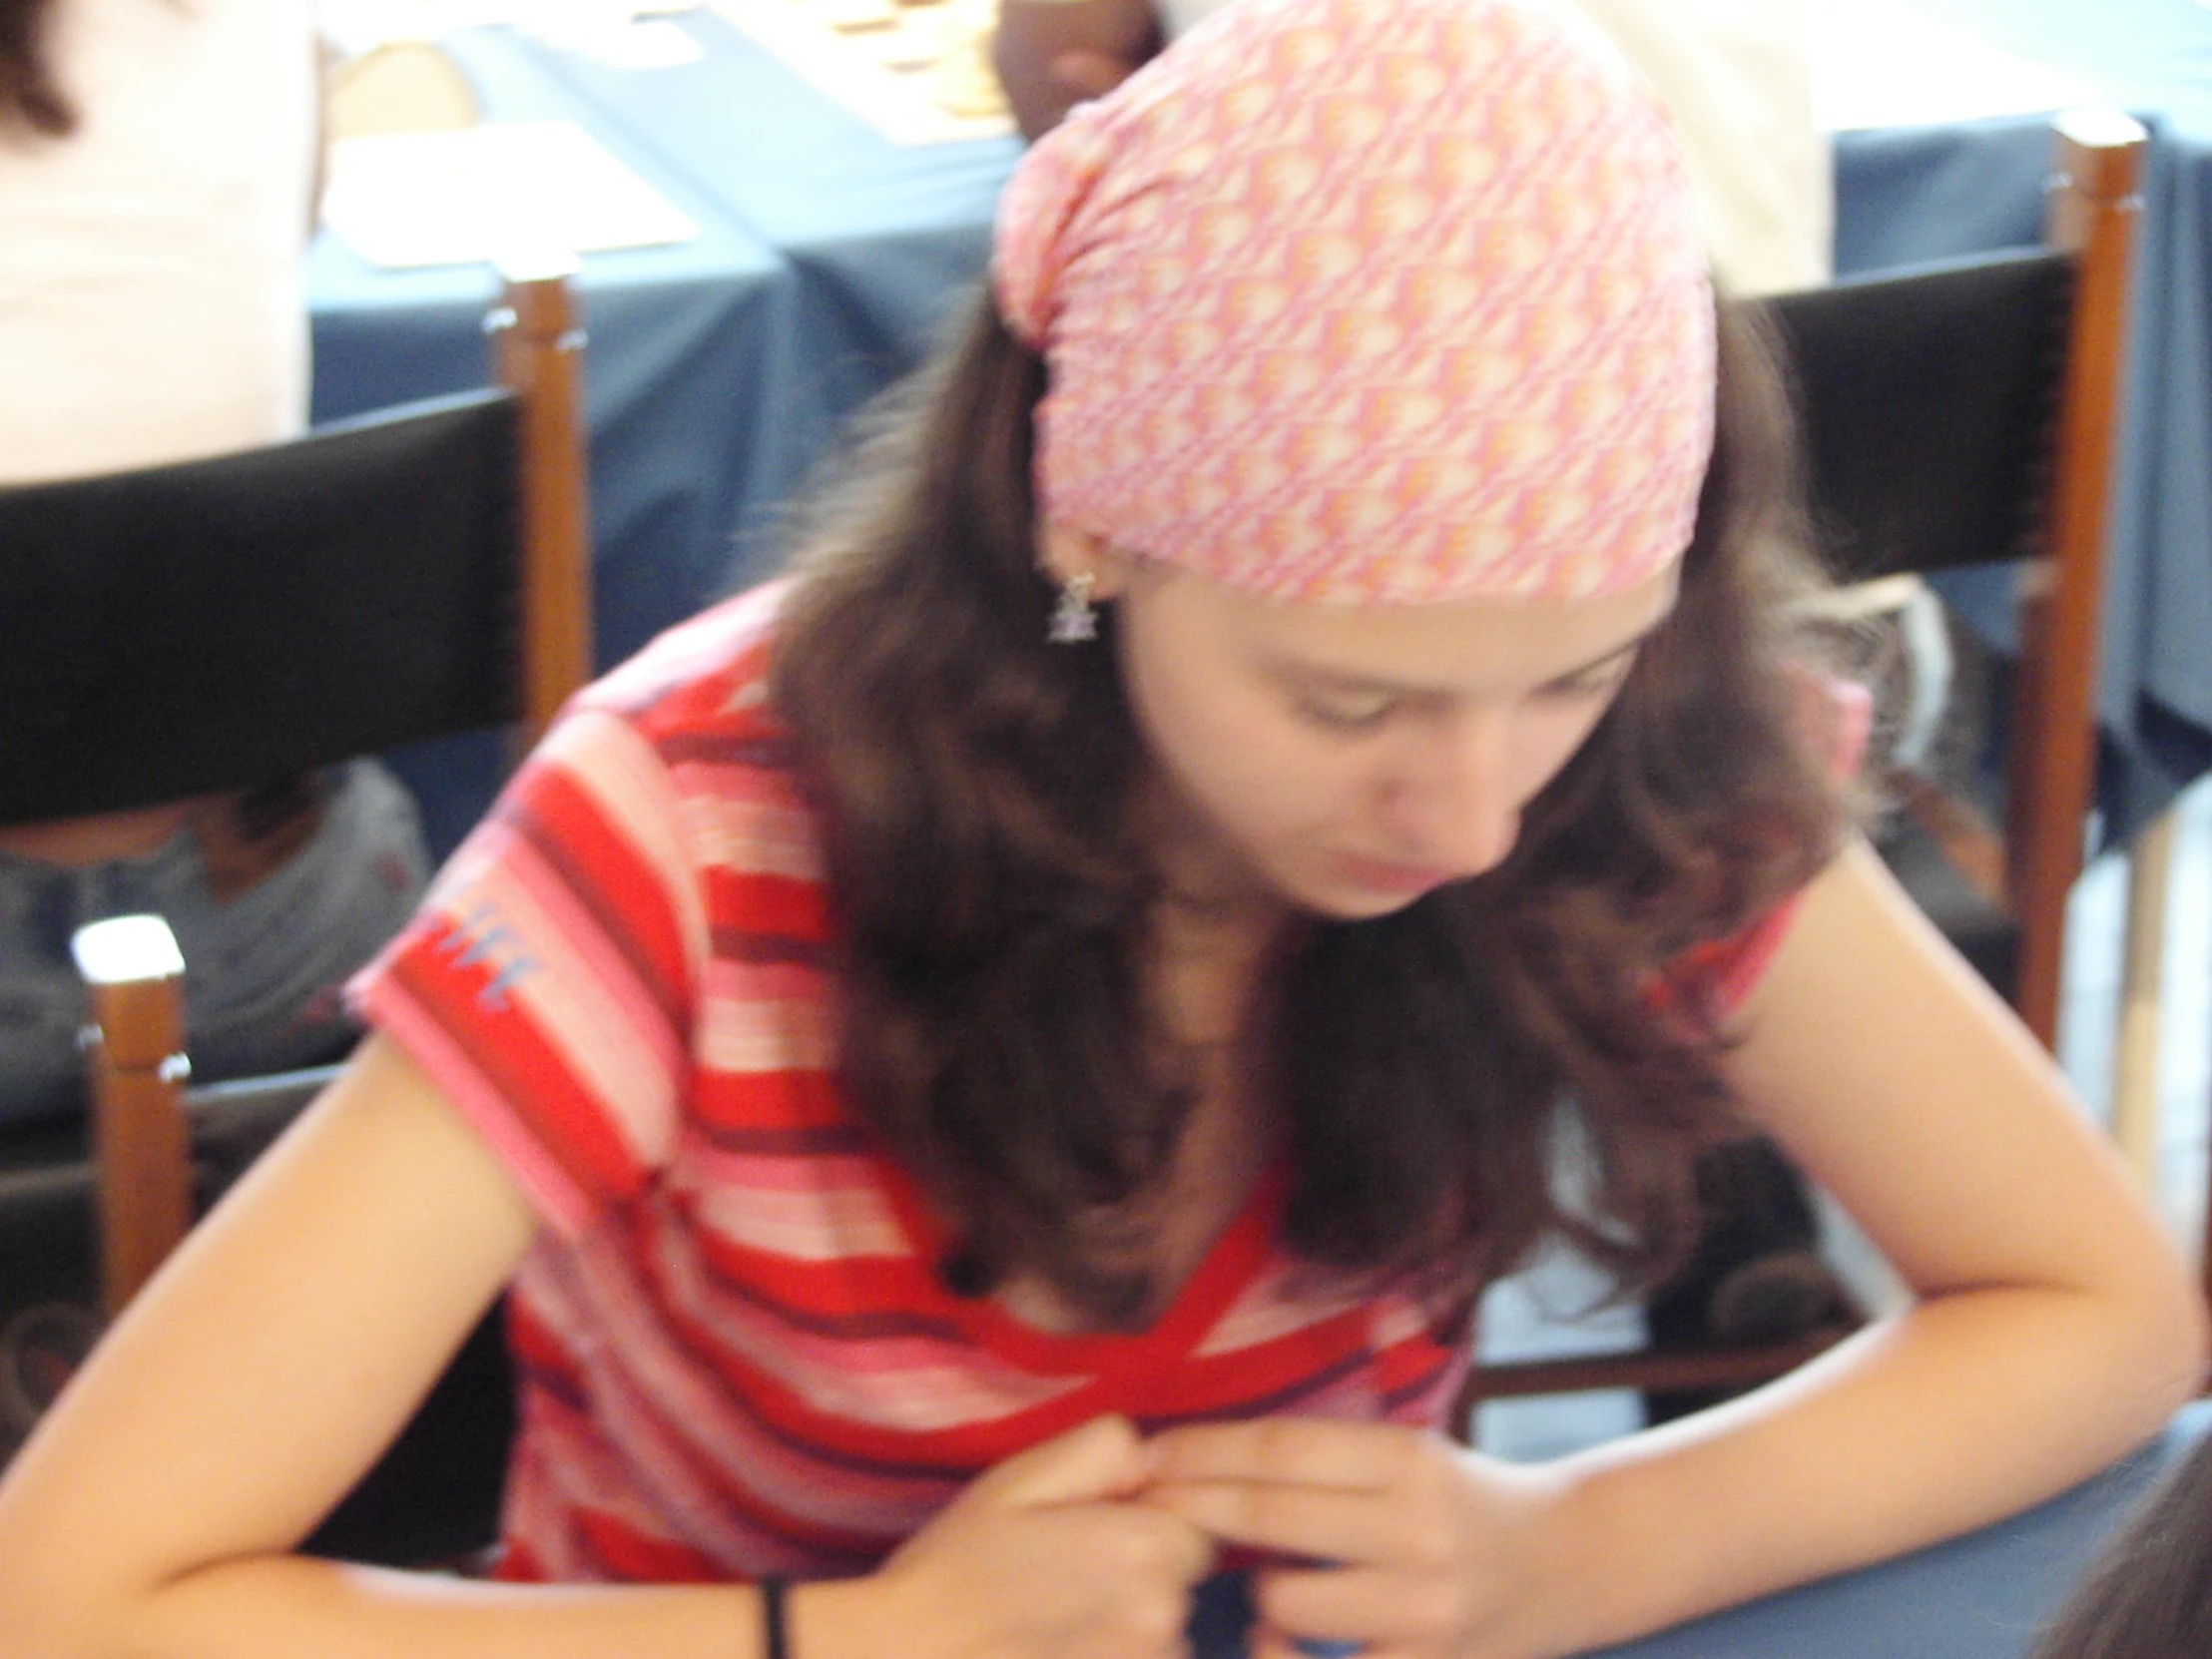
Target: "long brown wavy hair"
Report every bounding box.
[774,287,1854,1329]
[0,0,73,136]
[2024,1428,2212,1659]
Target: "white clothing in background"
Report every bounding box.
[0,0,427,1128]
[1570,0,1827,295]
[0,0,316,484]
[1154,0,1830,297]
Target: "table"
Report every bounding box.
[514,6,1019,569]
[308,25,810,852]
[312,2,2212,854]
[309,15,1017,854]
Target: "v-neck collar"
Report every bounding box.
[875,1155,1291,1380]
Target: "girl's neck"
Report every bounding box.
[1131,772,1301,1031]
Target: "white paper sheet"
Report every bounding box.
[322,119,701,270]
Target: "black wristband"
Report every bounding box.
[760,1575,790,1659]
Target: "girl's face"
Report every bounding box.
[1057,531,1679,922]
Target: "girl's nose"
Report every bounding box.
[1382,708,1522,879]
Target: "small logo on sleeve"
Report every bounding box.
[438,899,540,1012]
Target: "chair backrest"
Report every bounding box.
[0,274,586,1564]
[0,271,590,827]
[1762,109,2146,1048]
[39,272,588,1314]
[1770,251,2075,583]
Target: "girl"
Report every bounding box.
[0,1,2199,1656]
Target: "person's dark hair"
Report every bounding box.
[2025,1427,2212,1659]
[0,0,75,137]
[773,285,1854,1329]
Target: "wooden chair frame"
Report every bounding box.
[0,270,590,1563]
[53,270,589,1319]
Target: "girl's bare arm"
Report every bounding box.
[1539,836,2207,1645]
[0,1036,1210,1659]
[1145,839,2203,1659]
[0,1036,755,1658]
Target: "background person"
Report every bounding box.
[0,0,429,1128]
[993,0,1829,296]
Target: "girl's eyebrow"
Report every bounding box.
[1269,619,1667,699]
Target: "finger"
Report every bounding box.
[1145,1478,1407,1564]
[1256,1562,1433,1645]
[1047,48,1138,98]
[1019,1502,1222,1607]
[1153,1507,1228,1588]
[1095,1500,1228,1590]
[1147,1418,1415,1493]
[970,1413,1153,1510]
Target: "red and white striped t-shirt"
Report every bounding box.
[351,584,1475,1585]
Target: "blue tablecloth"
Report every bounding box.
[308,26,813,852]
[513,9,1019,576]
[309,26,800,669]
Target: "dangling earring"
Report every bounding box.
[1048,571,1098,644]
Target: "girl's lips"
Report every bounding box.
[1332,851,1459,897]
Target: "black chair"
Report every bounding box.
[0,269,591,1565]
[1457,109,2151,1424]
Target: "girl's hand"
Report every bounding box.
[1143,1418,1571,1659]
[871,1414,1219,1659]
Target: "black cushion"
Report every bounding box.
[0,390,526,826]
[1761,250,2072,583]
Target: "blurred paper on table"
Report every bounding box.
[587,18,709,66]
[323,120,700,269]
[708,0,1011,145]
[318,0,546,54]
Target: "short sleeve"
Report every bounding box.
[348,704,707,1238]
[1660,674,1873,1014]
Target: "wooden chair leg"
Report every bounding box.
[491,264,592,749]
[2006,112,2147,1049]
[71,916,193,1319]
[2112,809,2175,1192]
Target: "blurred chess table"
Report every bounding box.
[310,0,2212,861]
[706,0,1012,143]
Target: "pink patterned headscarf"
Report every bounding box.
[992,0,1715,605]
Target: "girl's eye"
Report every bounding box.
[1296,692,1397,731]
[1538,661,1635,704]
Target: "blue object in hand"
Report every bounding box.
[1186,1563,1364,1659]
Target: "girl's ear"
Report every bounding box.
[1035,520,1138,600]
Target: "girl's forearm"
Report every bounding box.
[1521,1285,2202,1656]
[28,1556,897,1659]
